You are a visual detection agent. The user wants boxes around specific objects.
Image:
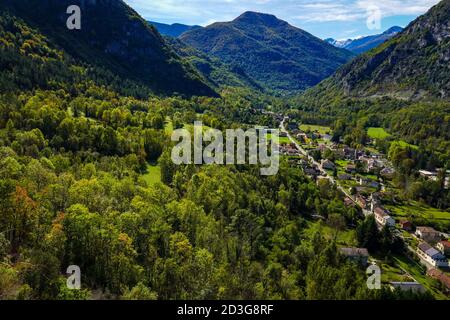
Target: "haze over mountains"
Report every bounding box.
[148,21,202,37]
[325,26,404,54]
[179,11,354,94]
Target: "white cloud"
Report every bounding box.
[124,0,440,24]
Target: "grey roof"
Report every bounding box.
[340,248,369,257]
[417,226,438,233]
[418,242,432,252]
[419,243,447,260]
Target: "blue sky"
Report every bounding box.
[123,0,441,39]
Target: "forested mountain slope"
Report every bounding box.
[305,0,449,101]
[180,11,354,95]
[148,21,202,37]
[295,0,450,159]
[166,37,264,91]
[0,0,216,97]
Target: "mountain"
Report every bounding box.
[324,38,353,49]
[0,0,216,97]
[305,0,449,101]
[166,37,263,91]
[179,11,354,95]
[325,27,404,54]
[148,21,202,37]
[296,0,449,155]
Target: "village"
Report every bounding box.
[270,115,450,296]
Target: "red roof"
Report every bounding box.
[427,269,450,289]
[440,240,450,248]
[374,207,388,217]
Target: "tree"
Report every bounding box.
[356,216,380,253]
[122,282,158,300]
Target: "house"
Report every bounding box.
[344,197,355,207]
[279,143,299,156]
[374,207,395,227]
[340,248,369,266]
[400,220,414,232]
[419,170,438,181]
[415,227,441,243]
[370,193,382,211]
[287,122,298,130]
[342,146,357,160]
[346,164,357,174]
[427,269,450,293]
[304,167,319,177]
[389,282,425,293]
[436,240,450,256]
[321,159,335,170]
[380,167,395,178]
[416,243,448,268]
[359,177,380,189]
[356,195,368,209]
[318,144,328,152]
[296,133,308,143]
[338,173,352,181]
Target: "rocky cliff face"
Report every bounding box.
[332,0,449,100]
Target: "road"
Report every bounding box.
[280,118,358,206]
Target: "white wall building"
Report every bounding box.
[417,242,448,268]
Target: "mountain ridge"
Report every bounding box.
[1,0,217,97]
[180,11,354,95]
[305,0,449,101]
[325,26,404,54]
[148,21,202,37]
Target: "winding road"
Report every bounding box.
[280,118,359,207]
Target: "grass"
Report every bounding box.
[299,124,331,135]
[392,254,448,300]
[367,127,391,139]
[391,140,419,150]
[303,220,358,247]
[386,201,450,222]
[267,133,291,144]
[366,128,418,150]
[378,261,411,283]
[142,164,161,186]
[335,160,350,174]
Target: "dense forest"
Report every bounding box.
[0,0,446,300]
[0,88,431,299]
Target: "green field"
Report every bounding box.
[303,220,357,247]
[393,140,419,150]
[367,127,391,139]
[335,160,350,171]
[299,124,331,135]
[387,201,450,222]
[378,260,411,283]
[392,255,448,300]
[267,133,291,144]
[142,164,161,186]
